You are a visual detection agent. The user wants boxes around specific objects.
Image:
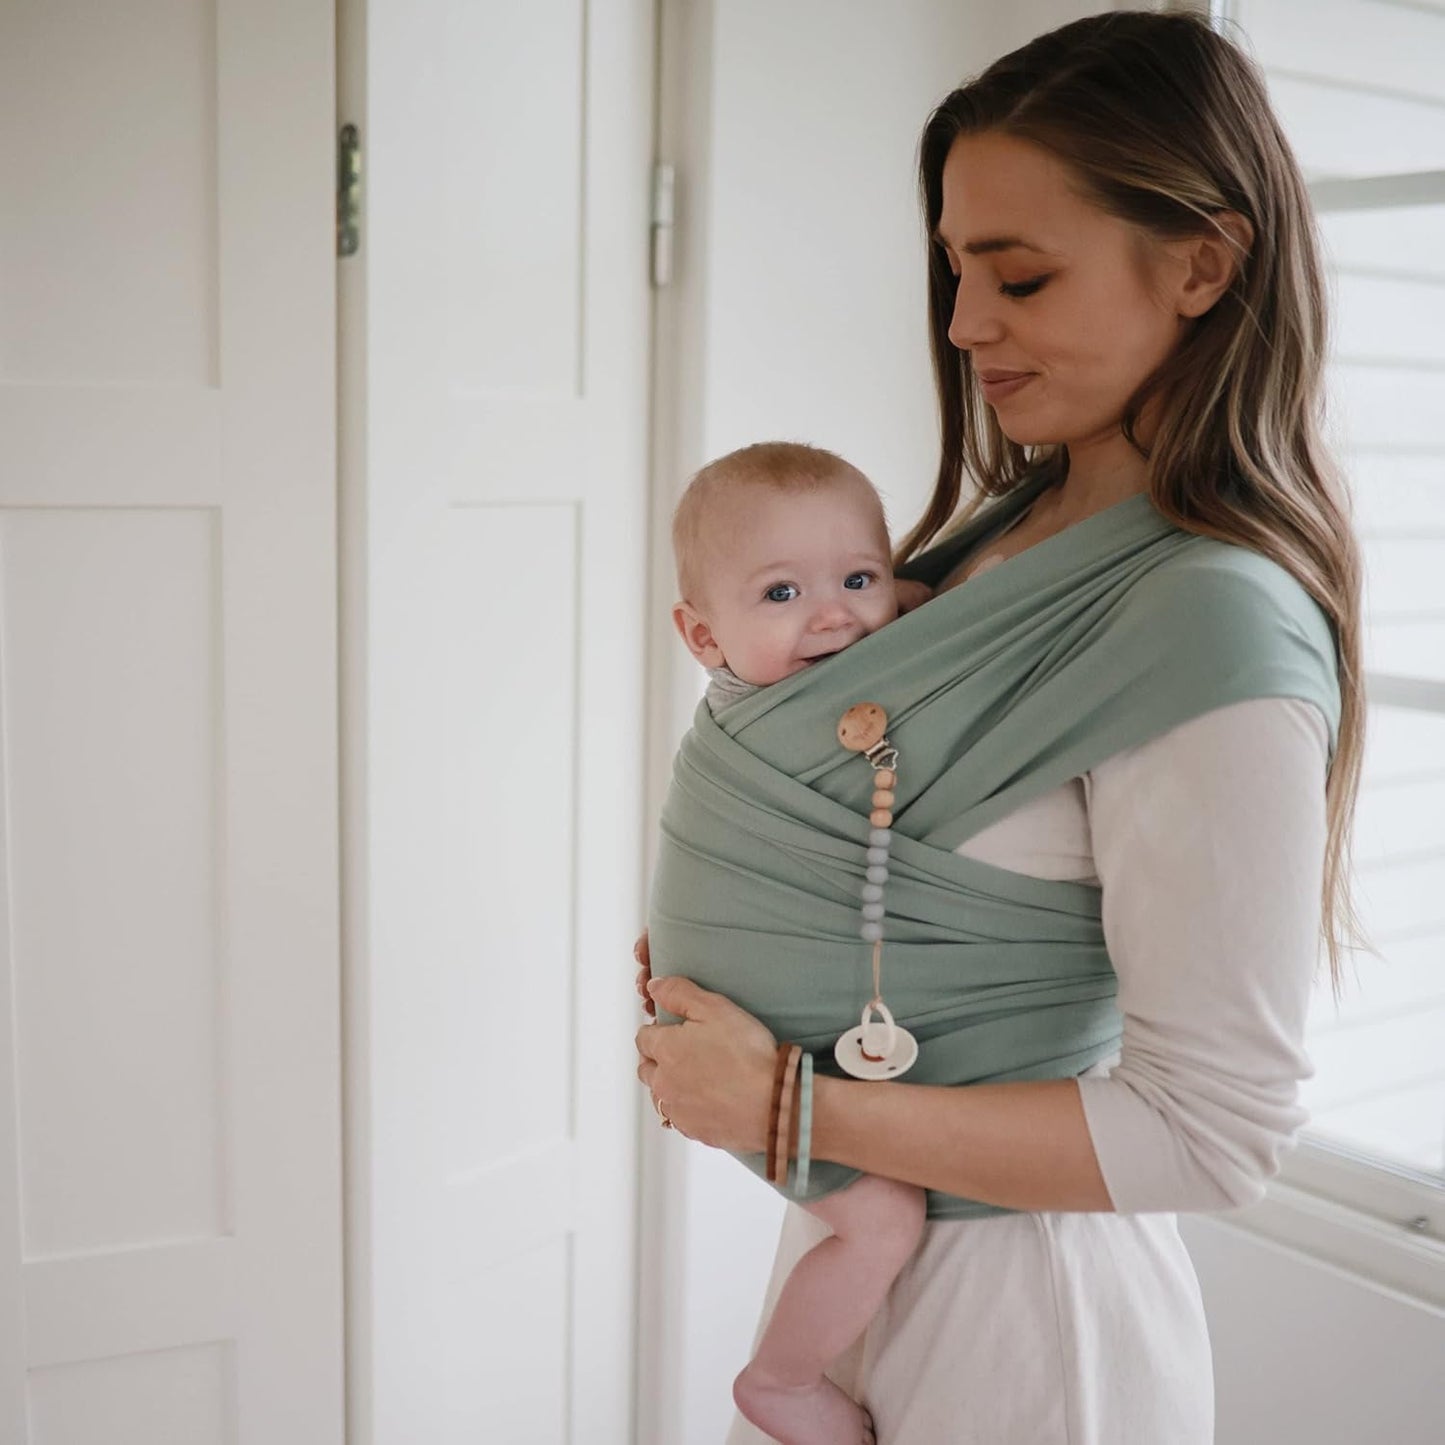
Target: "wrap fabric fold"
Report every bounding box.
[648,470,1342,1220]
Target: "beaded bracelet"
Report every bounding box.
[795,1052,814,1193]
[765,1043,791,1183]
[774,1045,802,1186]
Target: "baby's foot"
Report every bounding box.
[733,1363,876,1445]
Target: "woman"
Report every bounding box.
[636,11,1367,1443]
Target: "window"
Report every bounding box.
[1219,0,1445,1261]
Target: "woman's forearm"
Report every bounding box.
[811,1075,1116,1213]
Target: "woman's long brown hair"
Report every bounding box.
[901,10,1371,993]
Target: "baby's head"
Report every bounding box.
[671,442,899,687]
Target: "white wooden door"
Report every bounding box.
[351,3,654,1442]
[0,3,343,1443]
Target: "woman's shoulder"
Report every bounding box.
[1134,530,1319,612]
[1105,531,1343,757]
[1123,531,1336,658]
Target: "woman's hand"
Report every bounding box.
[895,578,934,615]
[633,930,655,1018]
[635,977,779,1152]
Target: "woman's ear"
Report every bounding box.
[673,601,726,669]
[1176,210,1254,319]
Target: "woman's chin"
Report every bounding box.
[990,415,1055,447]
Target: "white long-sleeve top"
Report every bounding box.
[956,692,1330,1213]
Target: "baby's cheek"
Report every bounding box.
[735,633,803,687]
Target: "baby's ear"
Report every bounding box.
[672,601,726,669]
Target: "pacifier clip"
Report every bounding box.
[834,702,919,1081]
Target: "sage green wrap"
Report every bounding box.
[647,471,1341,1220]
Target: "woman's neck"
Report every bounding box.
[1042,431,1150,528]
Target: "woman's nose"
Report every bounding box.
[947,281,1006,351]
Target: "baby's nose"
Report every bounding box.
[811,600,855,631]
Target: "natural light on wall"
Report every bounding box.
[1227,0,1445,1186]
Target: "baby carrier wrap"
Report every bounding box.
[648,471,1341,1219]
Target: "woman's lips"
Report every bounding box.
[977,370,1036,402]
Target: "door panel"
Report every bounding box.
[356,3,654,1441]
[0,2,342,1441]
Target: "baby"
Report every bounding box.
[663,440,929,1445]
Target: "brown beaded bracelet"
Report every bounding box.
[774,1045,803,1186]
[764,1043,792,1182]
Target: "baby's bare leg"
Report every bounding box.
[733,1174,926,1445]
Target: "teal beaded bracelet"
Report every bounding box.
[795,1051,814,1194]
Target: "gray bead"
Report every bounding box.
[861,883,884,904]
[865,864,889,885]
[869,827,892,849]
[861,902,886,922]
[866,847,890,867]
[860,921,884,943]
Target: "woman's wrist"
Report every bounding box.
[809,1074,858,1169]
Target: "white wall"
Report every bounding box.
[1182,1216,1445,1444]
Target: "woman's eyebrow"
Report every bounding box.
[932,231,1049,256]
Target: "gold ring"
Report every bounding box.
[653,1094,673,1129]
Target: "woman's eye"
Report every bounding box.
[764,583,799,603]
[1000,276,1049,299]
[843,572,874,591]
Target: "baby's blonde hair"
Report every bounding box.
[672,441,883,603]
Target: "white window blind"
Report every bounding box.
[1228,0,1445,1197]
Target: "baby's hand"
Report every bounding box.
[895,579,933,615]
[634,930,655,1018]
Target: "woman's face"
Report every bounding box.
[935,132,1189,451]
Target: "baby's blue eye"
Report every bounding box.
[843,572,873,590]
[764,583,799,603]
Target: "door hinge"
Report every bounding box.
[650,162,675,288]
[338,123,361,258]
